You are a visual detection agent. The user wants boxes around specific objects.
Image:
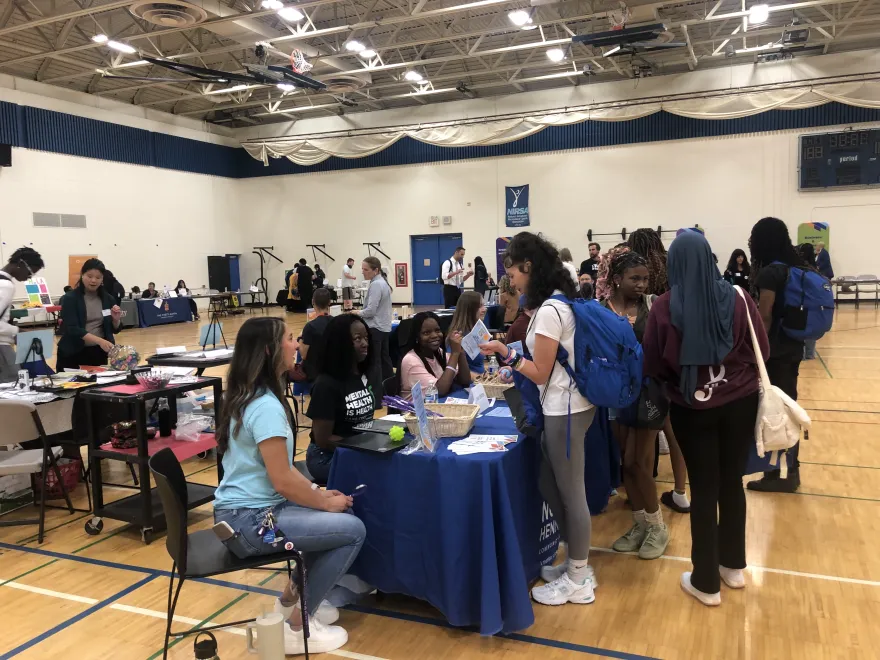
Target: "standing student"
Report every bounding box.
[104,271,125,306]
[213,317,364,654]
[723,250,751,288]
[747,217,806,493]
[57,259,124,371]
[441,247,472,309]
[598,248,669,560]
[359,256,394,383]
[643,230,767,606]
[578,242,601,283]
[627,228,669,295]
[447,291,488,375]
[798,243,820,361]
[480,232,597,606]
[341,258,357,311]
[299,288,334,379]
[176,279,200,321]
[472,256,492,298]
[399,312,471,398]
[295,259,314,313]
[306,314,376,484]
[577,272,594,300]
[559,248,579,288]
[815,242,834,279]
[0,247,44,372]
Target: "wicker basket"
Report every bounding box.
[404,403,479,439]
[481,382,513,399]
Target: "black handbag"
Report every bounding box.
[635,377,669,429]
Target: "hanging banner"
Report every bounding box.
[505,185,530,227]
[496,237,512,280]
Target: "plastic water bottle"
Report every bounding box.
[425,382,438,404]
[487,355,499,376]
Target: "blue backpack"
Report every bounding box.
[550,296,643,409]
[771,262,834,341]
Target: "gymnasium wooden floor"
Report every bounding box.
[1,305,879,660]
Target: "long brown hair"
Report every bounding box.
[447,291,483,337]
[216,317,293,451]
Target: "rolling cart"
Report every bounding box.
[81,377,223,544]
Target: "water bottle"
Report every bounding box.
[487,355,499,377]
[424,382,438,404]
[158,398,172,437]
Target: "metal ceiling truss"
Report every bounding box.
[0,0,879,125]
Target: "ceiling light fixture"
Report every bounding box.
[91,34,108,43]
[603,45,621,57]
[346,40,365,52]
[261,0,283,8]
[508,9,530,26]
[404,70,423,82]
[277,6,303,21]
[521,21,536,30]
[107,40,137,54]
[546,47,565,62]
[359,48,377,58]
[748,4,770,24]
[277,83,296,91]
[205,84,253,95]
[114,59,148,68]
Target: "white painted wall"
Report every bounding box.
[0,148,242,300]
[237,123,880,302]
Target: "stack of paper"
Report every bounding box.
[447,434,517,455]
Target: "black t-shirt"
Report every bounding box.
[579,258,599,280]
[301,315,332,348]
[755,263,804,359]
[724,269,750,288]
[307,373,375,445]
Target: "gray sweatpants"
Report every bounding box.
[539,408,596,561]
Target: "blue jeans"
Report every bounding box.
[214,502,365,616]
[306,443,333,484]
[804,339,817,359]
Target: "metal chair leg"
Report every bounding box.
[164,567,185,660]
[37,459,48,544]
[295,553,309,660]
[129,463,139,486]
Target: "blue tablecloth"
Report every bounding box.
[328,400,558,635]
[137,297,191,327]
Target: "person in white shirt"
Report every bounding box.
[559,248,580,288]
[441,246,472,309]
[479,232,596,608]
[0,247,45,374]
[341,258,357,311]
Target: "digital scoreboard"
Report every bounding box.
[799,129,880,190]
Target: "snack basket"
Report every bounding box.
[404,402,479,438]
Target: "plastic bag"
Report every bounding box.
[176,414,213,442]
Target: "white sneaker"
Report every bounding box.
[274,598,340,625]
[531,572,595,606]
[540,562,599,590]
[719,566,746,589]
[284,618,348,655]
[658,431,670,455]
[680,572,721,607]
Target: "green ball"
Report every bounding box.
[389,425,406,442]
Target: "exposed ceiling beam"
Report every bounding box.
[0,0,133,37]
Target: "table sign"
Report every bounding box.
[410,381,436,453]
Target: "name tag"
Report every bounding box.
[102,309,112,317]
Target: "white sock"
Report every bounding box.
[673,490,690,508]
[645,508,663,525]
[566,558,591,585]
[633,509,647,525]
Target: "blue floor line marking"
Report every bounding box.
[0,574,157,659]
[1,541,653,659]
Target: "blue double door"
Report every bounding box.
[411,233,463,307]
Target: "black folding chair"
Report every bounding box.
[149,448,309,659]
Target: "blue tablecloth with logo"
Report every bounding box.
[328,399,559,635]
[137,297,191,327]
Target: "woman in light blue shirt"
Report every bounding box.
[213,317,365,655]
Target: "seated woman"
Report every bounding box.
[306,314,376,484]
[399,312,471,399]
[447,291,487,375]
[213,317,365,655]
[176,279,200,321]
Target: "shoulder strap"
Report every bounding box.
[645,293,655,311]
[735,286,772,391]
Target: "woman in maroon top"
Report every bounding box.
[643,231,769,607]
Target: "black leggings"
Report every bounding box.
[670,392,759,594]
[766,356,801,470]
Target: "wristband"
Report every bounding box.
[513,356,526,372]
[501,348,518,365]
[445,365,458,374]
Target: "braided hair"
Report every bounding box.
[403,312,448,376]
[749,217,811,295]
[627,228,668,295]
[595,245,631,301]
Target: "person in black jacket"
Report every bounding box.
[57,258,123,371]
[103,270,125,305]
[723,249,751,288]
[295,259,314,313]
[141,282,159,299]
[472,256,492,297]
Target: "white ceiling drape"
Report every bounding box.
[242,80,880,167]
